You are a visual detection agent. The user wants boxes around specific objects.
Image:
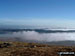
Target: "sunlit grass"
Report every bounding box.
[0,41,75,56]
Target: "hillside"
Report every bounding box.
[0,41,75,56]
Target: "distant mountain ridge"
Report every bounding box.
[1,29,75,33]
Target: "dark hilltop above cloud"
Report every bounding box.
[1,28,75,33]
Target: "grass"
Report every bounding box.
[0,41,75,56]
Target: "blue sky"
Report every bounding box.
[0,0,75,28]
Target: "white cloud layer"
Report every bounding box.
[0,31,75,42]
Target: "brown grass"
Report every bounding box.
[0,41,75,56]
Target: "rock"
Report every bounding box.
[0,42,11,48]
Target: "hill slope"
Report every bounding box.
[0,41,75,56]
